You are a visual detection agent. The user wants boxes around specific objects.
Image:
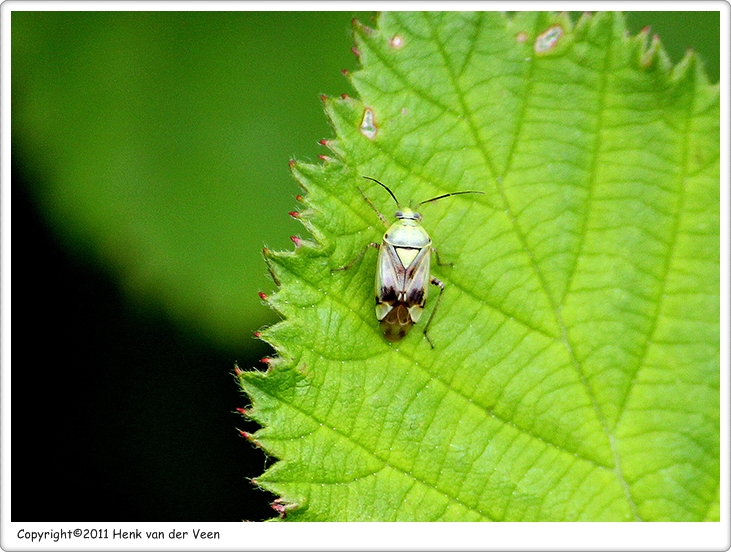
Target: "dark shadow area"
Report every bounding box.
[11,155,277,521]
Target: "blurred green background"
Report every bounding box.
[11,11,719,521]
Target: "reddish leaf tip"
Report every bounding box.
[271,499,291,518]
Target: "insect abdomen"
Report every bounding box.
[380,304,413,341]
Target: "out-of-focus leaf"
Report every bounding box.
[12,11,365,347]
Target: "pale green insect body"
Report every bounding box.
[376,207,433,342]
[334,177,484,348]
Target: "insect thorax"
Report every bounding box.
[384,220,431,249]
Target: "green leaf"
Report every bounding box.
[239,12,719,521]
[11,12,363,348]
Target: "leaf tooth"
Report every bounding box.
[237,428,259,444]
[671,48,700,85]
[255,318,304,361]
[634,22,652,52]
[323,98,374,157]
[292,207,329,250]
[262,246,284,288]
[288,159,312,195]
[581,10,617,43]
[638,32,660,69]
[689,52,712,88]
[290,159,324,191]
[253,323,272,344]
[265,493,309,521]
[237,429,264,449]
[259,356,274,366]
[318,132,349,162]
[350,16,379,69]
[573,11,594,33]
[351,16,375,37]
[322,94,362,131]
[270,499,287,518]
[322,137,347,160]
[638,32,674,74]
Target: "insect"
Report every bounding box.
[333,176,484,348]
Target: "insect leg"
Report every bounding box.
[331,242,380,272]
[357,186,390,228]
[422,277,445,348]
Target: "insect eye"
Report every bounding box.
[414,212,422,221]
[395,210,404,218]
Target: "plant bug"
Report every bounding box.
[333,176,484,348]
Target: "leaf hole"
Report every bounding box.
[389,34,404,49]
[359,107,378,139]
[534,25,563,53]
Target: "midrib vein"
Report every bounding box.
[424,13,640,519]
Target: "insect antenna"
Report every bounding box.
[362,176,401,208]
[417,190,485,207]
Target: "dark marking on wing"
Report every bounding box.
[379,286,399,303]
[406,286,425,306]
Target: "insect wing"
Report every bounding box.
[375,243,407,340]
[375,242,405,309]
[401,245,430,322]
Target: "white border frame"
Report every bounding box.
[2,2,728,551]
